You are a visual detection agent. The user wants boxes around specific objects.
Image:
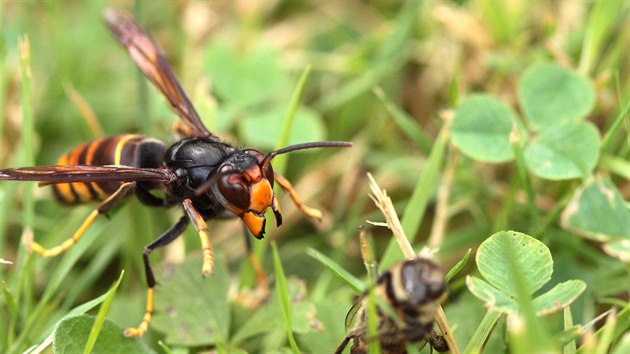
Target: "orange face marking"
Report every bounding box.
[242,212,266,239]
[249,178,273,214]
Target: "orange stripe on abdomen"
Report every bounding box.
[51,135,141,204]
[85,140,109,199]
[66,143,94,203]
[52,154,77,203]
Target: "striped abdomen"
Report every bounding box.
[53,135,167,204]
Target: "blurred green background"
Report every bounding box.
[1,1,628,353]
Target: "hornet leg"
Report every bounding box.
[125,215,189,337]
[182,199,214,276]
[274,172,322,221]
[29,182,135,257]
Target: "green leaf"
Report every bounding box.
[451,94,519,163]
[36,283,121,349]
[240,106,326,150]
[298,296,351,354]
[477,231,553,297]
[603,240,630,263]
[518,63,595,130]
[231,277,321,344]
[561,175,630,241]
[524,121,600,180]
[466,276,519,313]
[504,232,556,352]
[53,315,153,354]
[151,252,230,347]
[204,41,287,106]
[533,280,586,316]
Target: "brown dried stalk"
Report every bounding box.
[367,172,460,354]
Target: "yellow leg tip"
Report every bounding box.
[27,242,42,254]
[124,327,145,338]
[202,268,213,277]
[202,261,214,277]
[28,242,64,258]
[201,249,214,276]
[124,318,150,337]
[304,207,323,221]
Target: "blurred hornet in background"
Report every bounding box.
[0,9,351,337]
[335,258,449,354]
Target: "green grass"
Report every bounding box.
[1,1,629,353]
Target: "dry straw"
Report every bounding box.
[367,172,460,354]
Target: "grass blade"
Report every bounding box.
[578,0,626,75]
[373,87,431,152]
[315,0,422,113]
[1,281,17,320]
[366,290,380,354]
[26,280,119,354]
[594,311,617,354]
[271,242,300,354]
[274,65,312,175]
[445,249,471,283]
[243,66,312,290]
[505,238,555,352]
[577,305,630,353]
[463,310,502,353]
[306,248,363,295]
[12,218,107,352]
[601,98,630,152]
[511,126,538,228]
[134,0,150,135]
[380,113,451,269]
[82,270,124,354]
[563,307,577,354]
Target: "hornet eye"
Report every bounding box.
[217,174,250,211]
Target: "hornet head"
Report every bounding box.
[194,141,352,238]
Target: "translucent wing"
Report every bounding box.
[104,9,213,138]
[0,165,175,185]
[345,295,367,333]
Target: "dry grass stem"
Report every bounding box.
[436,305,460,354]
[64,83,105,139]
[358,226,379,282]
[428,146,457,249]
[367,172,415,259]
[367,172,460,354]
[358,226,373,265]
